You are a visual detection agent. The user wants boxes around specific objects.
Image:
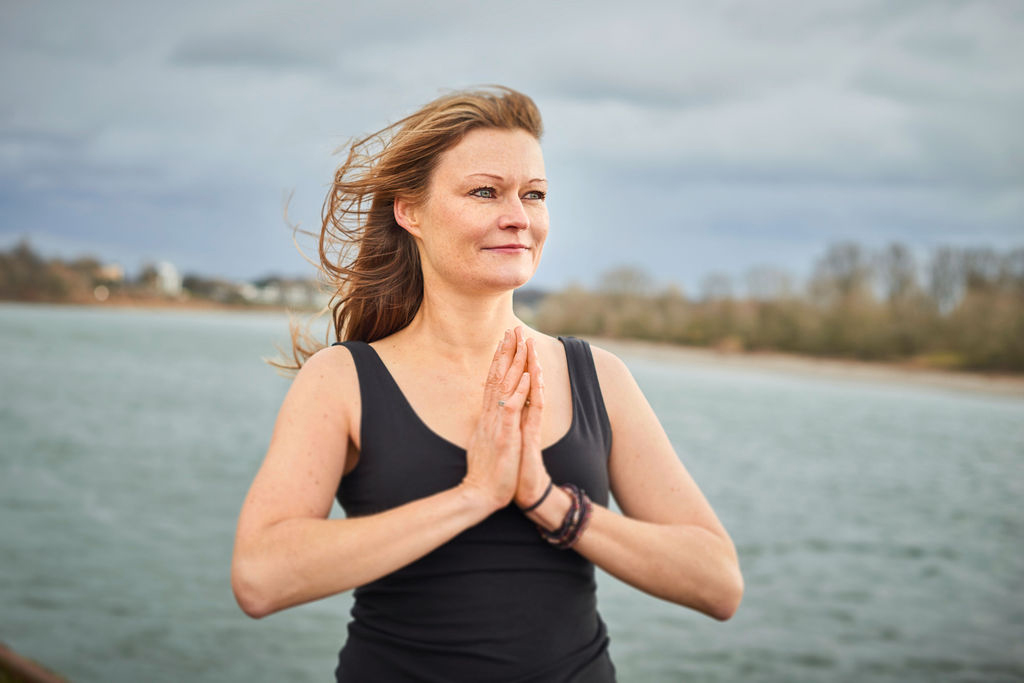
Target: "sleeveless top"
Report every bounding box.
[331,336,616,682]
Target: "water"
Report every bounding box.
[1,303,1022,682]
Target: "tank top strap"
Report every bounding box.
[332,340,382,386]
[331,340,398,426]
[557,336,612,457]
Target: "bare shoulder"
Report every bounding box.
[293,343,358,392]
[587,342,641,411]
[296,343,359,386]
[236,344,362,528]
[587,343,632,382]
[278,343,362,445]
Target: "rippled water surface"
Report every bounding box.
[1,303,1022,682]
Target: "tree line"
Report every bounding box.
[0,240,320,307]
[530,242,1024,372]
[4,239,1022,372]
[0,241,100,301]
[0,240,181,303]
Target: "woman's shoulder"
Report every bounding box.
[539,333,636,402]
[571,339,632,386]
[576,341,643,419]
[287,344,361,412]
[306,341,360,374]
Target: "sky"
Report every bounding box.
[1,0,1021,296]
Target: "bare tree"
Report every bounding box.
[875,242,919,303]
[744,265,793,301]
[960,247,1002,293]
[700,271,734,302]
[1000,248,1024,295]
[927,246,962,315]
[598,265,652,297]
[808,242,874,306]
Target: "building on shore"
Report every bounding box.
[154,261,182,297]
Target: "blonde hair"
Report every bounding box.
[277,86,543,371]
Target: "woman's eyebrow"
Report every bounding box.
[466,172,547,184]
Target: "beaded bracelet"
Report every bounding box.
[570,494,594,548]
[538,484,593,549]
[539,485,578,544]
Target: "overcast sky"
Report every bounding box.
[1,0,1021,295]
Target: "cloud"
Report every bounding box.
[0,0,1020,288]
[169,34,330,71]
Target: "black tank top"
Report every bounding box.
[331,336,616,682]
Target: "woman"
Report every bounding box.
[231,86,743,681]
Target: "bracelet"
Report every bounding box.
[537,484,593,550]
[520,479,554,513]
[540,485,579,544]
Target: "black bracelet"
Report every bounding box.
[520,479,554,513]
[537,484,583,547]
[539,485,579,544]
[560,491,593,549]
[535,483,594,550]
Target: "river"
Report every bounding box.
[1,303,1021,682]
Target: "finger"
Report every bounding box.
[482,329,513,408]
[500,371,532,424]
[526,338,544,409]
[521,338,543,425]
[500,327,529,396]
[521,399,542,449]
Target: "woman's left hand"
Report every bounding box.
[514,336,551,509]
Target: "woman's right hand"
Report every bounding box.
[460,327,532,511]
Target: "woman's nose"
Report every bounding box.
[498,197,530,231]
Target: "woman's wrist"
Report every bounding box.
[523,485,573,531]
[518,479,553,513]
[514,471,554,509]
[454,481,509,518]
[536,484,592,549]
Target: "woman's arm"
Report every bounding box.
[522,345,743,621]
[232,332,532,618]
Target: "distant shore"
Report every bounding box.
[4,298,1022,398]
[593,336,1024,399]
[0,294,302,313]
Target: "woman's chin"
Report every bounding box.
[430,262,541,294]
[491,269,537,292]
[455,264,538,293]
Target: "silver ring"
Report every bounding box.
[498,400,506,407]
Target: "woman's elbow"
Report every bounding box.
[231,555,277,620]
[708,563,744,621]
[680,541,744,621]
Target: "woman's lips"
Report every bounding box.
[483,245,529,254]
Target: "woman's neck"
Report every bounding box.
[396,285,523,365]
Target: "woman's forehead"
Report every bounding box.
[435,128,545,181]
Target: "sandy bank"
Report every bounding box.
[590,337,1024,399]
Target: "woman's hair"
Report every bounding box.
[276,85,543,371]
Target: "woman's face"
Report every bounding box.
[401,127,549,294]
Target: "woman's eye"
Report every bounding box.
[524,190,546,201]
[470,187,496,199]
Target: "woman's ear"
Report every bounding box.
[393,197,422,238]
